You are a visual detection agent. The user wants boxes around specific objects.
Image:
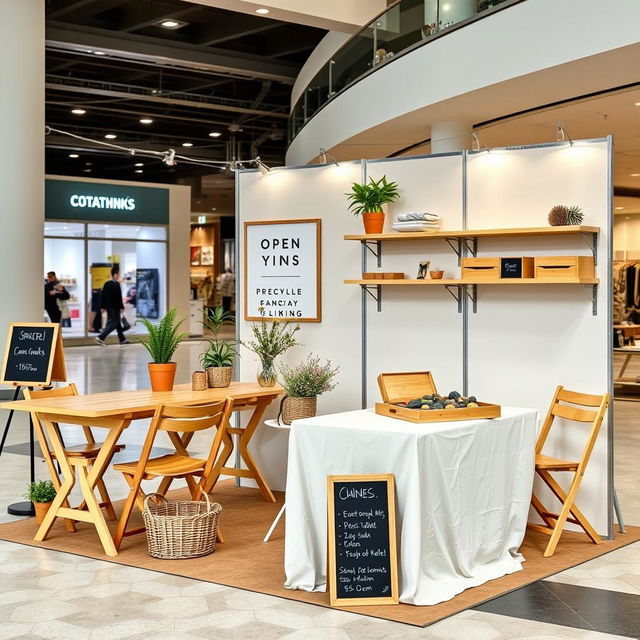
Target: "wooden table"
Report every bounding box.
[0,382,282,556]
[614,323,640,340]
[614,346,640,386]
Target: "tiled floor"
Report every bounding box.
[0,342,637,640]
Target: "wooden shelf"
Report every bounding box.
[344,225,599,241]
[345,278,599,286]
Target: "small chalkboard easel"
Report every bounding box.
[0,323,66,516]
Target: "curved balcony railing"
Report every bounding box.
[288,0,521,143]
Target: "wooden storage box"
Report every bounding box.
[375,371,501,423]
[461,257,500,280]
[534,256,595,281]
[363,272,405,280]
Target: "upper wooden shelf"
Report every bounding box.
[344,225,600,241]
[345,278,599,286]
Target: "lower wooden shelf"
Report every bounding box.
[344,278,599,285]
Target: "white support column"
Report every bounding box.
[0,0,45,353]
[430,121,472,153]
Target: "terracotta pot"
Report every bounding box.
[207,366,232,388]
[148,362,177,392]
[34,501,52,524]
[362,211,385,234]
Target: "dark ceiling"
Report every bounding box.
[44,0,326,185]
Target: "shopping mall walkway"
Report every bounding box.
[0,343,637,639]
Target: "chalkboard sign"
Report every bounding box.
[1,323,66,386]
[500,257,534,279]
[327,474,398,606]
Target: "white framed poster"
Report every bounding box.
[244,219,321,322]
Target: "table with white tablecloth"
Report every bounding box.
[284,407,537,606]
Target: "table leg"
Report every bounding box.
[203,422,234,494]
[618,354,633,379]
[263,503,286,543]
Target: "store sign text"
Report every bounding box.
[69,194,136,211]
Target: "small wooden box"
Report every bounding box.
[500,257,534,279]
[461,257,500,280]
[534,256,595,281]
[363,272,405,280]
[375,371,501,423]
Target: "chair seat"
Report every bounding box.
[114,454,207,478]
[535,454,579,471]
[51,443,125,458]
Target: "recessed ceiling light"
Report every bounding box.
[93,50,106,56]
[84,162,93,166]
[211,207,217,211]
[68,153,79,158]
[139,118,153,125]
[71,108,86,115]
[134,162,144,167]
[256,8,270,14]
[616,206,624,210]
[208,131,221,138]
[635,102,640,106]
[104,133,117,139]
[182,142,193,147]
[83,168,92,173]
[631,173,640,177]
[135,169,144,174]
[156,18,188,29]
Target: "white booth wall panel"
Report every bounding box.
[466,142,611,535]
[365,155,465,401]
[237,164,363,491]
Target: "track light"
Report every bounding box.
[162,149,177,166]
[255,156,271,175]
[556,121,573,146]
[471,132,489,153]
[319,147,339,166]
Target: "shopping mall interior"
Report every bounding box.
[1,1,639,638]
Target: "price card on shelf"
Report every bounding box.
[327,474,398,606]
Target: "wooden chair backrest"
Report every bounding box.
[536,385,610,472]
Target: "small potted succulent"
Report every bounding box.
[140,308,188,392]
[25,480,56,524]
[201,307,238,388]
[346,175,400,234]
[278,354,339,424]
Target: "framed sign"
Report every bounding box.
[244,219,321,322]
[327,474,399,607]
[1,323,67,386]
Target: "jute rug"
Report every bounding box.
[0,481,638,627]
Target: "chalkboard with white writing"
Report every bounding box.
[327,474,398,606]
[1,323,66,386]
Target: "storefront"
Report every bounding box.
[44,176,191,338]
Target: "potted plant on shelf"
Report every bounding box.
[242,310,301,387]
[25,480,56,524]
[140,308,188,392]
[278,355,339,424]
[346,175,400,234]
[201,307,238,388]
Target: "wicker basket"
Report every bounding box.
[281,396,317,425]
[142,492,222,560]
[207,366,232,388]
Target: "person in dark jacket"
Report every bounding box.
[95,266,130,346]
[44,271,70,324]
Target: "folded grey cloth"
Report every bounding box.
[396,212,440,222]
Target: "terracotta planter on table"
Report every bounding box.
[362,211,385,234]
[148,362,177,392]
[34,501,52,524]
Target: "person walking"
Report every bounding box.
[95,266,130,346]
[44,271,70,324]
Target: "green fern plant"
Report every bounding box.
[201,306,238,368]
[346,175,400,215]
[140,308,188,364]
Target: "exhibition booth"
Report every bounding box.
[1,138,635,627]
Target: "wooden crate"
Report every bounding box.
[375,371,501,423]
[461,257,500,280]
[534,256,595,280]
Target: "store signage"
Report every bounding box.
[1,323,67,386]
[244,219,321,322]
[45,179,169,224]
[327,474,398,606]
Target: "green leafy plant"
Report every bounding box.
[25,480,56,503]
[204,306,235,334]
[242,315,301,363]
[346,175,400,215]
[201,306,238,369]
[140,308,188,364]
[279,355,339,398]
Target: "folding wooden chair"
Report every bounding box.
[112,398,233,551]
[25,383,125,532]
[529,385,610,557]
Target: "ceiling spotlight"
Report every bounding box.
[71,108,86,115]
[209,131,221,138]
[255,156,271,175]
[616,206,624,210]
[556,121,573,145]
[211,207,217,211]
[631,173,640,177]
[635,103,640,106]
[162,149,177,166]
[135,169,144,174]
[319,147,339,166]
[256,8,270,14]
[157,18,188,29]
[68,153,79,158]
[139,118,153,125]
[83,168,92,173]
[134,162,144,167]
[182,142,193,147]
[471,133,480,151]
[104,133,117,140]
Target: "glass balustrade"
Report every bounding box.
[289,0,517,143]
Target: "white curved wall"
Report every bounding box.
[287,0,640,165]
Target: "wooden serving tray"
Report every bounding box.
[376,371,501,423]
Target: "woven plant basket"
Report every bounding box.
[207,366,232,388]
[281,396,317,425]
[142,492,222,560]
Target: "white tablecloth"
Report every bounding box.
[284,407,537,605]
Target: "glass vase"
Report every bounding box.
[257,356,277,387]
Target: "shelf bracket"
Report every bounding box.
[463,284,478,313]
[444,237,477,265]
[581,232,598,265]
[444,285,463,313]
[591,283,598,316]
[361,240,382,267]
[362,284,382,312]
